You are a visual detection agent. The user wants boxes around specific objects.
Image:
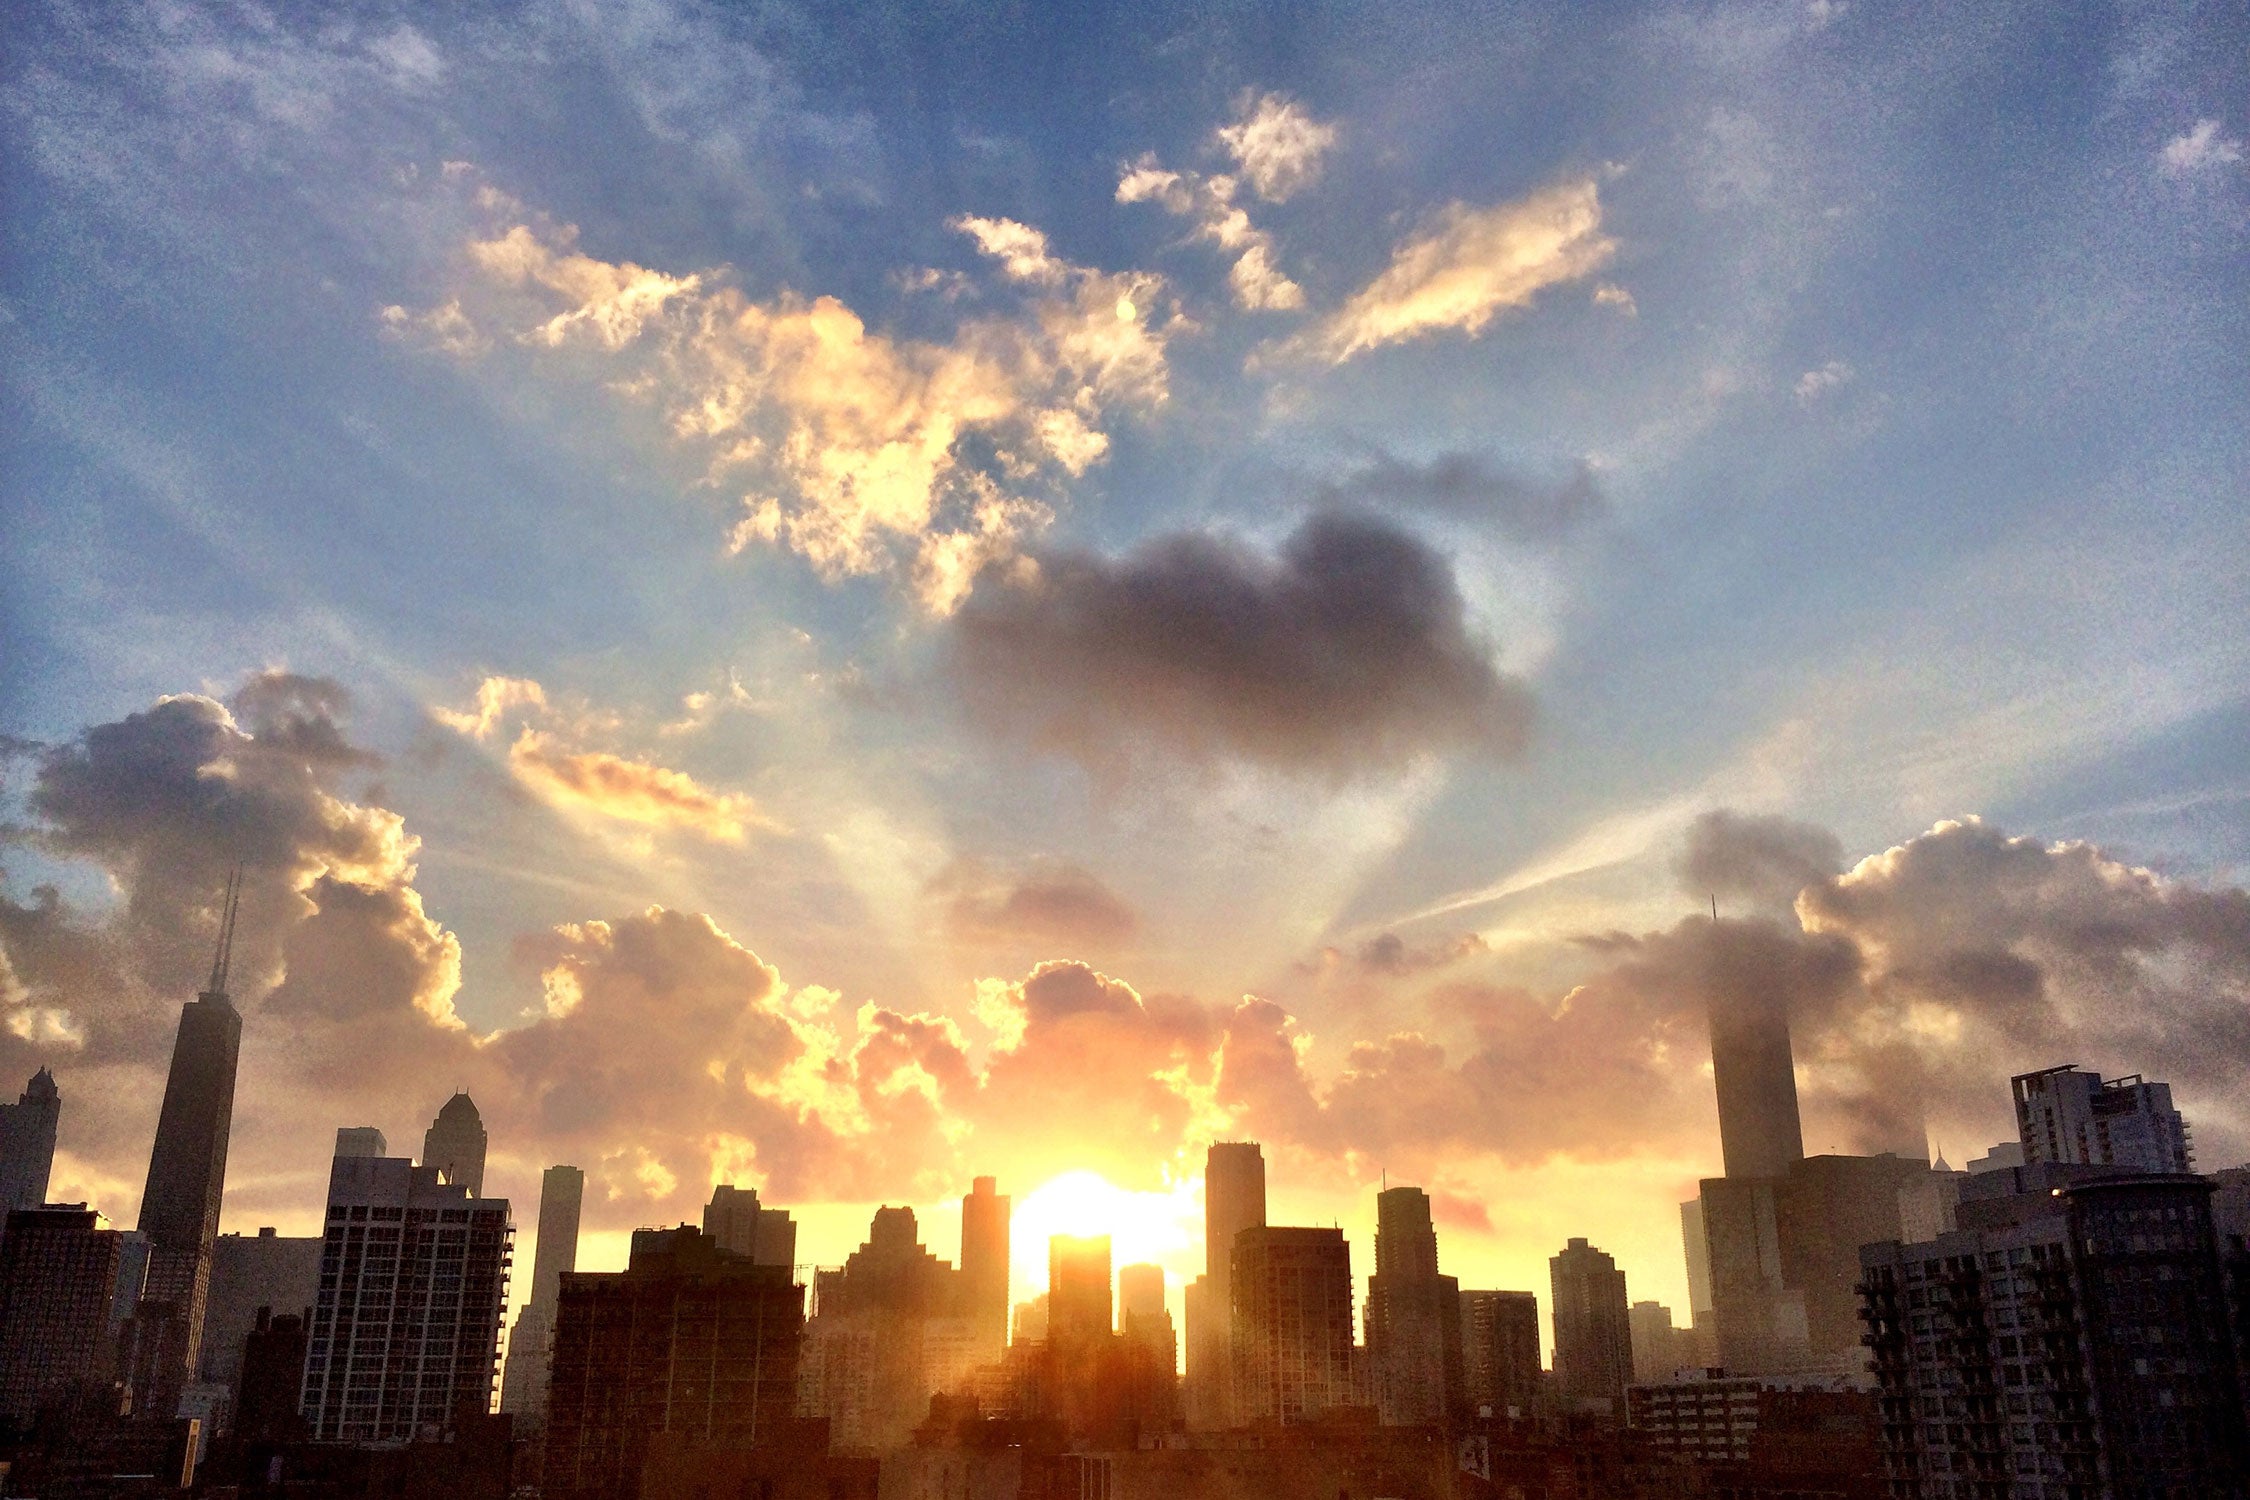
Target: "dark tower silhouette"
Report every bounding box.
[1708,971,1804,1179]
[1187,1141,1266,1427]
[959,1176,1011,1357]
[420,1091,488,1196]
[0,1068,60,1221]
[130,870,246,1417]
[1366,1185,1464,1424]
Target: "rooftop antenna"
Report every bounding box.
[205,866,243,1000]
[1710,894,1719,923]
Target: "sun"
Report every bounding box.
[1010,1169,1203,1301]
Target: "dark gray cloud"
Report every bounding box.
[947,512,1533,776]
[1675,808,1845,911]
[929,857,1139,949]
[1314,452,1605,542]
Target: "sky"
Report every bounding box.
[2,0,2247,1339]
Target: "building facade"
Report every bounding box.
[543,1226,805,1500]
[2012,1065,2194,1175]
[959,1176,1011,1359]
[1860,1173,2249,1497]
[419,1091,488,1196]
[704,1182,797,1267]
[0,1205,125,1425]
[1549,1237,1631,1418]
[1365,1185,1463,1426]
[1188,1141,1266,1429]
[501,1163,585,1425]
[1459,1289,1540,1419]
[0,1069,60,1223]
[300,1153,511,1442]
[199,1225,321,1395]
[1232,1226,1355,1426]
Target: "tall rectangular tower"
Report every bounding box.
[0,1205,126,1426]
[1231,1226,1354,1425]
[1709,990,1804,1180]
[0,1069,60,1220]
[1047,1234,1112,1346]
[131,875,246,1416]
[959,1175,1010,1357]
[1188,1141,1265,1428]
[1365,1185,1463,1425]
[501,1163,584,1425]
[2012,1064,2193,1173]
[1549,1237,1632,1419]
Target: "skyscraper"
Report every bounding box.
[300,1152,512,1442]
[959,1175,1010,1357]
[420,1092,488,1196]
[1549,1237,1631,1419]
[2011,1064,2193,1173]
[1188,1141,1265,1428]
[1458,1289,1540,1418]
[1709,988,1804,1180]
[0,1069,60,1219]
[501,1164,584,1425]
[132,872,246,1416]
[1364,1185,1463,1426]
[1048,1234,1112,1346]
[1231,1227,1355,1426]
[333,1126,386,1159]
[198,1225,320,1394]
[0,1205,126,1426]
[704,1182,796,1267]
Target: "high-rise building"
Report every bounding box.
[1861,1173,2249,1495]
[959,1176,1011,1357]
[544,1226,804,1500]
[1364,1185,1463,1426]
[419,1092,488,1196]
[1119,1263,1174,1370]
[1626,1300,1699,1384]
[1549,1238,1631,1418]
[798,1206,973,1449]
[0,1205,126,1425]
[1187,1141,1265,1429]
[0,1069,60,1220]
[234,1306,309,1443]
[1678,1198,1715,1364]
[132,874,246,1416]
[501,1164,584,1426]
[2011,1064,2194,1174]
[703,1182,796,1268]
[332,1126,386,1159]
[1048,1235,1112,1346]
[1458,1289,1540,1419]
[199,1225,321,1395]
[1709,987,1805,1180]
[1232,1227,1355,1426]
[300,1152,512,1442]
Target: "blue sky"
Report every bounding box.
[3,0,2247,1313]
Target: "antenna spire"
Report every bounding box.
[1710,893,1719,923]
[205,867,242,999]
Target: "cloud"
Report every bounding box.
[1117,157,1305,311]
[929,858,1140,949]
[1313,452,1606,542]
[1675,808,1843,910]
[944,512,1534,777]
[2159,119,2244,179]
[1214,92,1338,203]
[1792,359,1854,404]
[410,196,1175,612]
[430,675,548,740]
[507,731,774,844]
[1592,283,1638,316]
[1307,179,1615,362]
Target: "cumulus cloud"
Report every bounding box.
[1307,179,1615,362]
[1214,92,1338,203]
[1117,158,1305,311]
[945,512,1533,777]
[1675,808,1843,910]
[1313,451,1606,542]
[2159,119,2244,179]
[929,858,1140,949]
[406,196,1175,611]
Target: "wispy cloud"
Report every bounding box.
[507,731,774,844]
[1117,161,1305,311]
[2158,119,2244,179]
[1306,178,1616,362]
[1215,92,1338,202]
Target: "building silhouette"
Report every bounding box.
[543,1225,805,1500]
[199,1225,320,1398]
[1119,1262,1175,1375]
[1626,1299,1698,1384]
[0,1205,126,1426]
[960,1176,1011,1358]
[332,1126,386,1159]
[419,1091,487,1196]
[300,1151,511,1442]
[1365,1184,1464,1426]
[1549,1237,1631,1419]
[501,1163,584,1426]
[704,1181,797,1268]
[233,1306,310,1443]
[2012,1063,2193,1174]
[1709,983,1805,1180]
[1861,1171,2249,1494]
[1459,1289,1540,1418]
[1231,1226,1355,1426]
[1187,1141,1264,1428]
[798,1205,980,1449]
[130,873,246,1417]
[1048,1234,1112,1346]
[0,1068,60,1223]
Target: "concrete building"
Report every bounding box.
[419,1091,488,1196]
[1549,1238,1631,1418]
[1458,1289,1540,1419]
[959,1176,1011,1358]
[1049,1234,1112,1346]
[300,1152,512,1442]
[1187,1141,1265,1429]
[131,879,246,1418]
[198,1225,321,1396]
[2012,1063,2194,1174]
[1365,1185,1463,1426]
[0,1068,59,1222]
[704,1181,797,1268]
[0,1205,126,1425]
[1627,1369,1871,1468]
[501,1163,584,1426]
[1232,1226,1355,1426]
[1860,1171,2248,1496]
[332,1126,386,1159]
[1626,1300,1698,1385]
[543,1225,804,1499]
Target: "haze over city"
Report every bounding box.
[3,0,2247,1448]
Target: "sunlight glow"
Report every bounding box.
[1011,1169,1203,1299]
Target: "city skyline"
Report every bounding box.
[4,0,2249,1371]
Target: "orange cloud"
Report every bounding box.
[507,730,774,844]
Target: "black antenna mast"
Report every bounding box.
[205,867,243,998]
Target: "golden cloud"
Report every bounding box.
[507,729,774,844]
